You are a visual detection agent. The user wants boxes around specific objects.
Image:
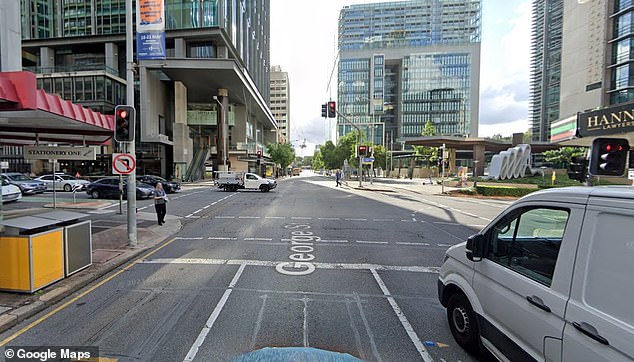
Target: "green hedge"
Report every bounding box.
[475,185,535,197]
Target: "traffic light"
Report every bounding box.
[589,138,629,176]
[114,105,135,142]
[327,101,336,118]
[438,147,444,160]
[358,145,367,157]
[567,156,588,182]
[321,103,327,118]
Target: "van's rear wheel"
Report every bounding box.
[260,184,269,192]
[447,293,480,354]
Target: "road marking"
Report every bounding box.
[437,244,453,247]
[239,216,260,219]
[265,216,286,219]
[356,240,388,244]
[319,239,349,243]
[345,218,367,221]
[0,237,180,348]
[175,237,203,240]
[183,263,246,362]
[396,242,431,246]
[373,218,394,222]
[208,237,237,240]
[139,258,440,273]
[244,237,273,241]
[216,216,235,219]
[318,217,340,220]
[371,269,433,362]
[291,217,312,220]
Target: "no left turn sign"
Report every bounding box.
[112,153,136,174]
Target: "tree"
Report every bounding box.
[371,144,386,170]
[543,147,587,167]
[311,151,325,171]
[266,142,295,170]
[412,120,438,166]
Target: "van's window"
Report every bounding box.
[487,207,569,286]
[585,212,634,326]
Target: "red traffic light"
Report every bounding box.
[327,101,336,118]
[117,109,128,119]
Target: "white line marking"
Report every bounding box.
[239,216,260,219]
[175,237,204,240]
[193,209,203,214]
[437,244,453,247]
[345,218,367,221]
[396,242,431,246]
[291,217,312,220]
[264,216,286,219]
[140,258,440,273]
[183,263,246,362]
[373,218,394,222]
[370,269,433,362]
[318,217,340,220]
[203,205,211,209]
[244,237,273,241]
[319,239,349,243]
[216,216,235,219]
[208,237,238,240]
[187,216,201,219]
[356,240,388,244]
[468,224,487,228]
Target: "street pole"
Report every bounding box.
[126,0,137,246]
[441,143,445,194]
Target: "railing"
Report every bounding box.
[24,64,120,78]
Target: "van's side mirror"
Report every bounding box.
[466,234,485,262]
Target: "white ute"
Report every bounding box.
[215,172,276,192]
[438,186,634,362]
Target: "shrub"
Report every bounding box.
[475,185,535,197]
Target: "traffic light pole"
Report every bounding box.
[125,0,137,246]
[335,111,363,187]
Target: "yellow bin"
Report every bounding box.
[0,216,64,293]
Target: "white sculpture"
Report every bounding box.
[488,144,531,180]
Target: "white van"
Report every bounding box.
[438,186,634,362]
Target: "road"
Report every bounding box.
[0,173,511,361]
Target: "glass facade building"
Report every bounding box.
[337,0,481,145]
[529,0,563,142]
[609,0,634,105]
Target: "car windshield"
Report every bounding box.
[60,175,78,180]
[8,174,32,181]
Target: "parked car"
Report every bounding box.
[438,186,634,362]
[136,175,181,193]
[1,172,47,195]
[1,178,22,203]
[86,177,155,199]
[34,173,90,192]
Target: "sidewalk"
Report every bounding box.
[0,201,182,334]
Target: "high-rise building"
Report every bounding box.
[532,0,634,144]
[337,0,481,147]
[270,65,290,143]
[17,0,275,179]
[529,0,563,142]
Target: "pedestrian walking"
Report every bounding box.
[154,182,167,225]
[335,169,342,187]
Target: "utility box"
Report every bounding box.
[0,216,64,293]
[37,211,92,277]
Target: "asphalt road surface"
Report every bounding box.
[1,174,509,362]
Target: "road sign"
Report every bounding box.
[362,157,375,164]
[23,146,96,160]
[629,169,634,180]
[112,153,136,175]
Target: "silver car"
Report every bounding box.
[34,173,90,192]
[1,172,47,195]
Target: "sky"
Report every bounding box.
[270,0,532,156]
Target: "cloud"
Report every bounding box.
[478,1,531,137]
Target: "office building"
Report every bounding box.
[534,0,634,145]
[270,65,290,143]
[16,0,275,180]
[337,0,481,147]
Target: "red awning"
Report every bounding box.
[0,71,114,145]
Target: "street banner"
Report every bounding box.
[136,0,166,60]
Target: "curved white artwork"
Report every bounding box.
[488,144,531,180]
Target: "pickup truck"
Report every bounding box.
[215,172,277,192]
